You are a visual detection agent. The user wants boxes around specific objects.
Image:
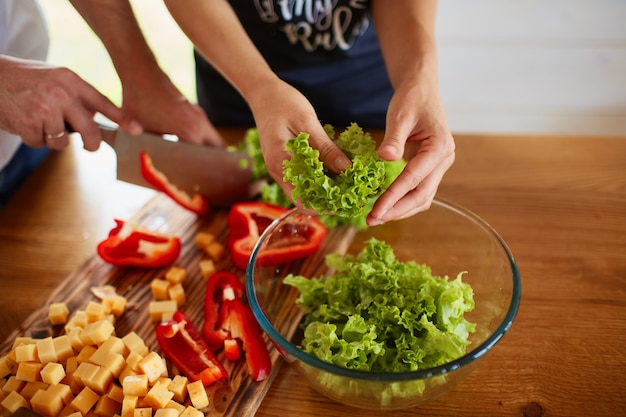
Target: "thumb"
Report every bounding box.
[307,125,351,174]
[377,125,407,161]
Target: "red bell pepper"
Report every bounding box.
[139,151,209,215]
[203,271,271,382]
[227,201,328,270]
[96,219,180,267]
[156,310,228,386]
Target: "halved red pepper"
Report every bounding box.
[203,271,271,382]
[156,310,228,386]
[96,219,180,267]
[227,201,328,270]
[140,151,209,215]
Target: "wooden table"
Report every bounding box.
[1,130,625,416]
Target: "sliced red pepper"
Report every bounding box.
[156,310,228,386]
[227,201,328,270]
[96,219,180,267]
[203,271,271,382]
[140,151,209,215]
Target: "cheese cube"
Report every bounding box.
[19,380,49,399]
[150,278,171,301]
[53,335,75,363]
[122,374,149,397]
[165,266,186,285]
[148,300,177,322]
[12,337,36,349]
[144,382,175,409]
[180,406,205,417]
[94,394,122,416]
[106,382,125,403]
[121,394,138,417]
[47,382,74,405]
[85,301,106,323]
[122,332,149,356]
[205,241,225,261]
[111,295,127,317]
[66,327,86,352]
[31,388,64,417]
[73,361,100,387]
[195,232,215,250]
[70,386,100,415]
[40,361,66,385]
[85,364,113,394]
[134,408,153,417]
[164,400,185,414]
[168,283,186,306]
[0,355,12,378]
[76,345,98,363]
[0,390,29,414]
[125,351,145,372]
[49,302,70,325]
[199,259,216,280]
[138,352,167,383]
[81,319,115,345]
[168,375,188,403]
[16,361,43,382]
[15,343,38,363]
[2,376,25,393]
[37,337,58,364]
[155,408,180,417]
[187,379,209,409]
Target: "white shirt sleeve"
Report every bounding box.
[0,0,50,169]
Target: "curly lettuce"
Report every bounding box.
[284,238,476,373]
[283,123,398,218]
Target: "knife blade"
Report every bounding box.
[93,122,257,207]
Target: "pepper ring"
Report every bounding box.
[45,130,67,140]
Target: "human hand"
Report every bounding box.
[0,56,141,151]
[119,69,224,147]
[247,79,351,209]
[367,82,455,226]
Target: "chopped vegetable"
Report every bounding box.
[284,238,476,373]
[140,151,209,215]
[227,201,327,270]
[156,310,228,386]
[96,219,181,268]
[203,271,271,381]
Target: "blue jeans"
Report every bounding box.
[0,144,50,209]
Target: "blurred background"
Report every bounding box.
[41,0,626,137]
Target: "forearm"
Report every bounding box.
[371,0,439,89]
[164,0,280,106]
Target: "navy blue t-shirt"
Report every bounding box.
[195,0,392,128]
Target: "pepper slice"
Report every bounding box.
[156,310,228,386]
[140,151,209,215]
[203,271,271,382]
[227,201,328,270]
[96,219,180,267]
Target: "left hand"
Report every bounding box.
[367,81,455,226]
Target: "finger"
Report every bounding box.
[79,84,142,136]
[306,125,351,173]
[377,124,410,162]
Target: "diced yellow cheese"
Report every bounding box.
[94,393,122,416]
[70,386,100,415]
[31,387,64,417]
[154,408,179,417]
[168,283,186,306]
[148,300,178,322]
[138,352,167,383]
[0,355,12,378]
[111,295,127,317]
[165,266,186,285]
[49,302,70,325]
[85,301,106,323]
[205,241,225,261]
[122,332,149,356]
[47,382,74,405]
[199,259,216,280]
[98,351,126,378]
[73,361,100,388]
[15,343,38,363]
[18,380,49,399]
[168,375,188,403]
[118,364,139,385]
[106,381,125,403]
[125,351,145,372]
[180,405,205,417]
[134,407,153,417]
[81,319,115,345]
[2,375,25,393]
[101,297,115,315]
[66,326,86,352]
[164,400,185,414]
[144,382,175,409]
[195,231,215,248]
[84,364,113,394]
[0,390,29,414]
[122,374,149,397]
[54,335,75,363]
[12,337,36,349]
[150,278,171,301]
[90,336,127,366]
[77,345,98,363]
[40,361,66,385]
[37,337,58,364]
[187,379,209,409]
[121,394,138,417]
[16,361,43,382]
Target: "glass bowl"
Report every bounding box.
[246,198,521,410]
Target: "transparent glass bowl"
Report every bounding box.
[246,199,521,410]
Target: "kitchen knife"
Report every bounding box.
[92,122,257,207]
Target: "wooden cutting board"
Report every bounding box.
[0,194,282,416]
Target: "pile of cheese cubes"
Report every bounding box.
[0,296,210,416]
